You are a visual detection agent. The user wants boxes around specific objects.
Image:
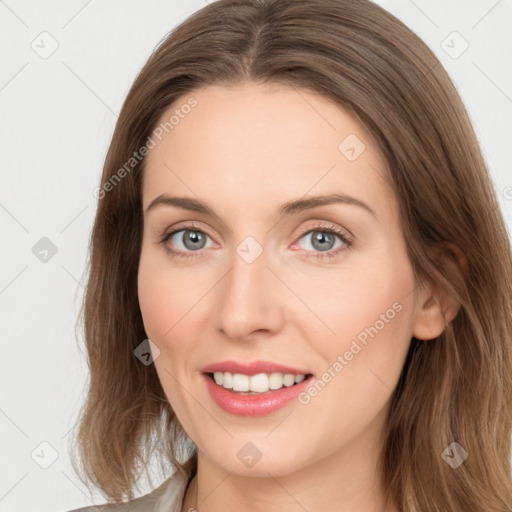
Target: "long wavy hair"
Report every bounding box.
[69,0,512,509]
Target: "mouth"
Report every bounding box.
[204,371,315,395]
[201,370,315,416]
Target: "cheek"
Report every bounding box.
[137,247,179,349]
[137,246,198,341]
[289,258,409,340]
[137,250,198,418]
[295,253,415,378]
[137,256,168,340]
[293,268,414,449]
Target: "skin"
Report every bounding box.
[137,82,460,512]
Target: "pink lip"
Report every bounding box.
[200,360,313,376]
[202,372,314,417]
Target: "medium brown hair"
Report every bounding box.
[70,0,512,509]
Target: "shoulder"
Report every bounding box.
[64,467,192,512]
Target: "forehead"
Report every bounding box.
[142,82,393,221]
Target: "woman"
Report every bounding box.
[68,0,512,511]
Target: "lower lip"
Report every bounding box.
[202,373,313,417]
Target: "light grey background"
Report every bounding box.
[0,1,511,511]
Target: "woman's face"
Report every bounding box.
[137,82,430,478]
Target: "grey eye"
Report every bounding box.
[299,230,343,252]
[171,229,211,251]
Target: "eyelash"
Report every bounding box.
[159,222,354,262]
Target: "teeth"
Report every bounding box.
[233,373,249,392]
[212,372,308,393]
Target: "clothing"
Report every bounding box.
[65,465,193,512]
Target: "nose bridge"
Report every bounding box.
[215,235,282,339]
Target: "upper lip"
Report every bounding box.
[201,360,313,376]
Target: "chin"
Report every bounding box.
[205,444,308,478]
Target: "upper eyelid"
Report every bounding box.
[295,222,353,239]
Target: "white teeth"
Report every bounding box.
[222,372,233,389]
[249,373,269,393]
[232,373,250,392]
[268,372,283,390]
[212,371,308,393]
[283,374,295,387]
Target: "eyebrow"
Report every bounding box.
[145,193,377,219]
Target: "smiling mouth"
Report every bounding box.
[206,372,314,394]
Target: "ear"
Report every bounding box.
[412,243,468,341]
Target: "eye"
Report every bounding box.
[293,223,353,261]
[159,223,214,260]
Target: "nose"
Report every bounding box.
[214,241,285,341]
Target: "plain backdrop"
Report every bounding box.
[0,1,511,510]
